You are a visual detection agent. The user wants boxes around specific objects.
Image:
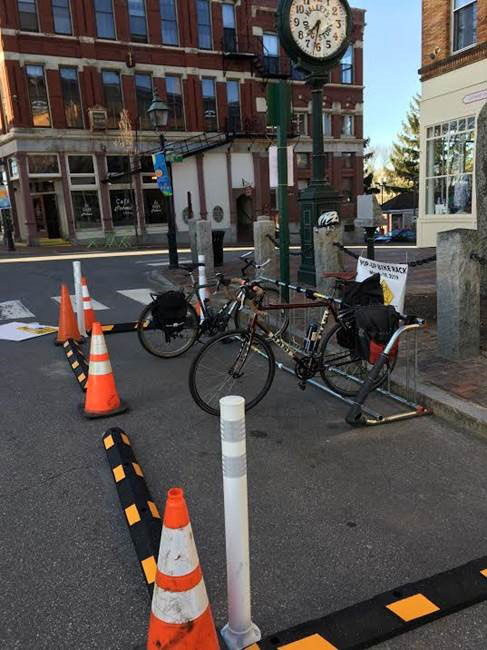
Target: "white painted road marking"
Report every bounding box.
[0,300,35,320]
[146,259,192,267]
[117,288,153,305]
[52,295,109,311]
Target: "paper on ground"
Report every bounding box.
[0,321,58,341]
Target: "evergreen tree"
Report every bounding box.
[385,95,420,190]
[363,138,379,194]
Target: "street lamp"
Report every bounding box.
[148,90,179,269]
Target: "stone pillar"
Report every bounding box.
[437,228,480,360]
[188,218,214,279]
[475,102,487,295]
[313,225,344,295]
[253,216,278,280]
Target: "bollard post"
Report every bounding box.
[314,224,344,295]
[72,261,86,337]
[437,228,480,360]
[253,216,278,281]
[220,396,261,650]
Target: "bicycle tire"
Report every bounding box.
[319,322,396,397]
[234,285,289,337]
[137,301,199,358]
[189,329,276,416]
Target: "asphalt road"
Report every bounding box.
[1,251,487,649]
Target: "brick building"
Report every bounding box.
[0,0,365,246]
[417,0,487,247]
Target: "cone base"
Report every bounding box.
[55,336,84,347]
[80,399,128,419]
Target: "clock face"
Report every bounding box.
[288,0,349,60]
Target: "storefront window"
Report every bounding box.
[107,155,131,183]
[144,188,168,224]
[71,191,102,229]
[425,116,475,215]
[68,155,96,185]
[110,189,135,226]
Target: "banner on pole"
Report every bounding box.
[269,146,294,189]
[0,185,11,209]
[152,152,173,197]
[356,256,409,314]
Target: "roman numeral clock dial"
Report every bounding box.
[280,0,352,69]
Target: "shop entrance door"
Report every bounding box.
[33,194,61,239]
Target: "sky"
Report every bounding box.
[351,0,421,164]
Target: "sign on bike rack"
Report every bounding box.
[261,277,433,428]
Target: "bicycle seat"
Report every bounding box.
[322,272,356,281]
[180,263,205,272]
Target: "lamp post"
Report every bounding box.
[148,90,179,269]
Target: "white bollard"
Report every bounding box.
[72,261,86,337]
[220,396,261,650]
[198,254,208,323]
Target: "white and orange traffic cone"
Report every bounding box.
[82,322,127,418]
[81,276,96,333]
[147,488,219,650]
[56,284,82,345]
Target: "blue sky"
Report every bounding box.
[352,0,421,159]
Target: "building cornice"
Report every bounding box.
[419,41,487,81]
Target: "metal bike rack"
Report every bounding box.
[260,277,433,428]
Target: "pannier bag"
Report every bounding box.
[341,273,384,308]
[353,304,400,363]
[151,291,188,333]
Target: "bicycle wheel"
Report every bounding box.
[189,329,276,416]
[137,301,199,358]
[320,322,396,397]
[234,286,289,337]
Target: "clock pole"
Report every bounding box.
[297,71,342,285]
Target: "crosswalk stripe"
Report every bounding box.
[0,300,35,320]
[52,295,109,311]
[117,288,153,305]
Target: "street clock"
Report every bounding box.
[278,0,353,74]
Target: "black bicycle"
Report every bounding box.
[137,253,289,358]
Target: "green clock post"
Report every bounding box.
[277,0,353,285]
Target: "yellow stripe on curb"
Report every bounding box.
[386,594,440,622]
[141,556,157,584]
[112,465,126,483]
[132,462,144,477]
[103,434,114,450]
[279,634,337,649]
[147,500,160,519]
[125,504,141,526]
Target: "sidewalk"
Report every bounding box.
[156,246,487,435]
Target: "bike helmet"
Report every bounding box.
[317,211,340,229]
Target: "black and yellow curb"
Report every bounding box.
[63,339,89,392]
[103,427,162,595]
[99,321,154,335]
[249,556,487,649]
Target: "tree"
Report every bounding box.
[385,95,420,191]
[363,137,379,194]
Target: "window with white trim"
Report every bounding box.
[425,116,476,215]
[341,114,354,137]
[27,154,60,176]
[68,155,101,230]
[128,0,148,43]
[340,45,353,83]
[18,0,38,31]
[160,0,178,45]
[323,112,332,137]
[453,0,477,52]
[196,0,212,49]
[52,0,72,35]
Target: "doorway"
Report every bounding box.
[33,194,61,239]
[236,194,253,242]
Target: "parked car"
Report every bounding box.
[363,229,391,243]
[389,228,416,243]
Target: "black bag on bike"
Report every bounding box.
[353,305,400,362]
[151,291,188,334]
[341,273,384,308]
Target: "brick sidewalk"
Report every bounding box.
[163,246,487,412]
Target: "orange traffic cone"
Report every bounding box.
[56,284,82,345]
[147,488,219,650]
[81,276,96,332]
[82,322,127,418]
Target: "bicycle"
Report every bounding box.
[137,253,289,358]
[188,273,402,416]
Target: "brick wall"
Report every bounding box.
[421,0,487,80]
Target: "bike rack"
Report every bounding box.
[260,277,433,428]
